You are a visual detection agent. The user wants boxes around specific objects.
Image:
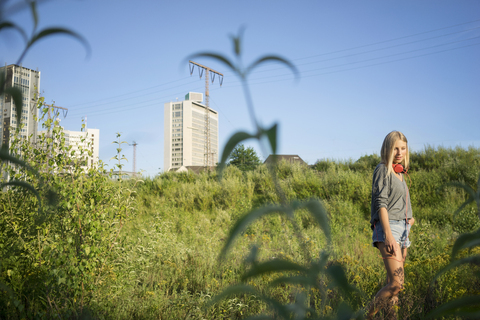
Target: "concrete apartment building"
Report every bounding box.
[0,64,40,149]
[38,128,100,169]
[164,92,219,171]
[63,128,100,168]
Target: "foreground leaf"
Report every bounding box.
[304,198,332,244]
[220,204,288,260]
[241,259,308,281]
[217,131,255,180]
[426,295,480,319]
[431,255,480,286]
[451,228,480,260]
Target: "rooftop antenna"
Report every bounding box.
[188,60,223,168]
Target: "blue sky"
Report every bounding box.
[1,0,479,176]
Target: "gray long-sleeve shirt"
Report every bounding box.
[370,163,413,230]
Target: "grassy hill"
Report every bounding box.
[1,146,479,319]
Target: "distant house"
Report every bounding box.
[174,166,216,174]
[110,171,137,180]
[264,155,307,165]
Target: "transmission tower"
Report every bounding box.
[189,60,223,168]
[44,103,68,121]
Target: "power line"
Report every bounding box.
[64,21,480,118]
[230,37,480,85]
[224,25,480,77]
[68,85,204,117]
[292,19,480,61]
[69,76,193,108]
[70,41,480,118]
[69,80,199,113]
[70,38,479,119]
[65,19,480,114]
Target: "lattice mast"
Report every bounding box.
[189,60,223,167]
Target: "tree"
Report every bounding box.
[228,144,261,171]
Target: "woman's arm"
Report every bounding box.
[379,207,399,256]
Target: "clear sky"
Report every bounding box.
[1,0,479,176]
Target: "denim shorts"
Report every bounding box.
[372,219,411,249]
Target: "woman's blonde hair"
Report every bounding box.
[380,131,409,175]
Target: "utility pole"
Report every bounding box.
[130,141,138,177]
[189,60,223,168]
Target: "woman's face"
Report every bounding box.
[393,139,407,164]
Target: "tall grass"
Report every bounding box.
[74,147,480,319]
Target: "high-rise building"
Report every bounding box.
[0,64,40,149]
[164,92,219,171]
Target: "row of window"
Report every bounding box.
[192,142,203,148]
[14,69,31,77]
[14,77,30,86]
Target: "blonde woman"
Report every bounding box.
[367,131,415,319]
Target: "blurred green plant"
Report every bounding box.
[426,173,480,319]
[0,97,138,318]
[0,2,136,318]
[0,0,87,195]
[188,29,365,319]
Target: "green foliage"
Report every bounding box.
[229,144,261,172]
[0,101,137,318]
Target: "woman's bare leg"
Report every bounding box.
[367,243,405,319]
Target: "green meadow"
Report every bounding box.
[2,143,478,319]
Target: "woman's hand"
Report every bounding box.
[408,217,415,226]
[384,234,399,256]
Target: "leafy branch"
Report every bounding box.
[189,30,363,319]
